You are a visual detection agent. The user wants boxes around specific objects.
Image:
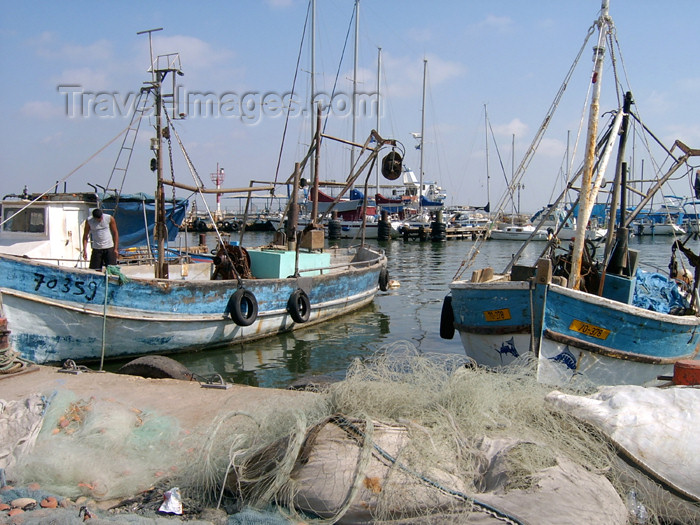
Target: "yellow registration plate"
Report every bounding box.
[569,319,610,340]
[484,308,511,322]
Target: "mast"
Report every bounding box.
[485,104,490,216]
[375,47,381,196]
[311,102,321,224]
[512,133,517,215]
[155,69,166,279]
[139,29,182,280]
[350,0,359,173]
[568,0,611,290]
[136,27,168,280]
[604,91,633,251]
[419,58,427,213]
[310,0,316,185]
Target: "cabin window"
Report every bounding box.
[2,207,46,233]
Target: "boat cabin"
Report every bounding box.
[0,192,97,266]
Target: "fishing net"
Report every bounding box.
[12,390,182,501]
[182,341,691,524]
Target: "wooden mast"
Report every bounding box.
[568,0,611,290]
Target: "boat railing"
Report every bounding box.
[13,256,87,267]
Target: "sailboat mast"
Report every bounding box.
[484,104,490,215]
[419,58,427,212]
[350,0,359,173]
[375,46,381,195]
[568,0,610,290]
[310,0,316,185]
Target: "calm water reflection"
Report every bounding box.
[105,231,692,388]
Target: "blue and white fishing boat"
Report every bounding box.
[0,38,390,366]
[441,0,700,387]
[0,242,387,365]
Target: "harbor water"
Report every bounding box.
[108,232,694,388]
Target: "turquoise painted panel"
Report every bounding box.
[248,250,331,279]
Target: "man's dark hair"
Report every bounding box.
[92,208,103,219]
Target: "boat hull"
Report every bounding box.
[537,284,700,385]
[450,277,700,386]
[451,280,533,367]
[0,247,386,364]
[489,228,549,241]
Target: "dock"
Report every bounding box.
[399,224,487,241]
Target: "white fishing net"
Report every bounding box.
[183,341,700,524]
[13,390,182,500]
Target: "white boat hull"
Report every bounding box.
[0,246,387,364]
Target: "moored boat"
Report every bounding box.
[0,35,391,366]
[0,243,386,364]
[489,223,550,241]
[441,0,700,387]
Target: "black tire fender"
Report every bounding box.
[287,288,311,323]
[440,295,455,339]
[378,267,389,292]
[228,288,258,326]
[116,355,194,381]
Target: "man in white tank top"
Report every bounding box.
[82,208,119,270]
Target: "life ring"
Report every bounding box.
[378,268,389,292]
[228,288,258,326]
[439,295,455,340]
[287,288,311,323]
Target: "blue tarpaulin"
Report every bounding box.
[100,193,188,249]
[632,269,689,313]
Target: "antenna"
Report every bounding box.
[136,27,163,81]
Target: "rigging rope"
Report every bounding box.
[453,22,597,281]
[272,1,310,192]
[0,122,133,230]
[321,4,356,137]
[162,108,229,259]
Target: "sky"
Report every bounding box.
[2,0,700,216]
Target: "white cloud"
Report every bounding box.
[537,137,566,159]
[381,53,465,100]
[40,131,65,145]
[477,14,514,33]
[664,124,700,148]
[150,35,234,72]
[425,54,467,86]
[20,100,64,119]
[52,67,111,91]
[493,118,528,138]
[265,0,294,8]
[32,32,113,63]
